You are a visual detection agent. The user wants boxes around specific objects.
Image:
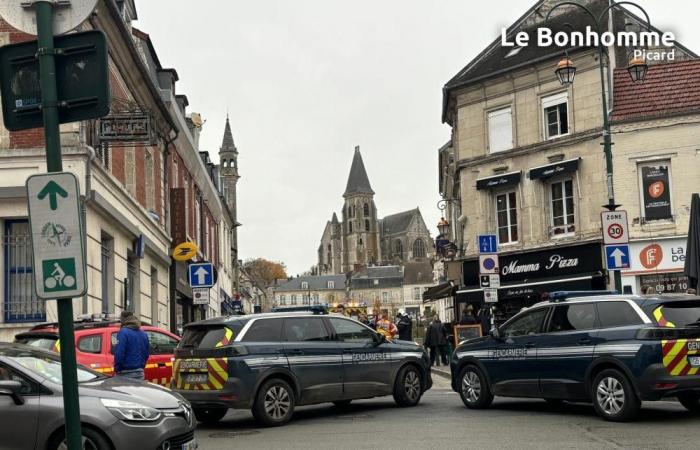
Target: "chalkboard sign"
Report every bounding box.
[454,324,482,346]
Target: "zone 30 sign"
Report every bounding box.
[601,211,629,245]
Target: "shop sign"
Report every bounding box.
[639,273,690,294]
[624,238,686,273]
[641,165,672,221]
[98,114,156,144]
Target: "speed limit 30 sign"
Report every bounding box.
[601,211,629,245]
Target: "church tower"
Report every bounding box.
[219,115,239,212]
[342,146,380,272]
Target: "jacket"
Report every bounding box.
[114,325,150,373]
[424,321,448,347]
[376,319,397,339]
[396,316,413,341]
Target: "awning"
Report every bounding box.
[422,281,456,302]
[529,158,580,181]
[476,171,521,190]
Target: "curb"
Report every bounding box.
[431,368,451,380]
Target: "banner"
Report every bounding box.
[641,165,672,220]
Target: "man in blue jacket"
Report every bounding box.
[114,311,150,380]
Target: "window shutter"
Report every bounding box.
[488,107,513,153]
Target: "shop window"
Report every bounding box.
[542,92,568,139]
[488,106,513,153]
[550,179,575,236]
[496,191,518,244]
[3,220,44,323]
[638,162,673,222]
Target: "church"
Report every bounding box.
[316,147,434,275]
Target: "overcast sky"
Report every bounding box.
[135,0,700,276]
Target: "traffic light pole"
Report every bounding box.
[35,2,83,449]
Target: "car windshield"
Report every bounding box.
[9,354,100,383]
[652,301,700,327]
[15,336,58,351]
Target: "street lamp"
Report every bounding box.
[546,1,651,293]
[437,217,450,238]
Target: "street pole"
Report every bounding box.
[35,1,83,448]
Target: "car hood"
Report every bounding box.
[389,339,423,350]
[75,376,183,409]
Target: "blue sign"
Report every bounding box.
[189,262,214,288]
[478,234,498,254]
[605,245,631,270]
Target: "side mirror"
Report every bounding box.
[373,333,386,347]
[0,380,25,405]
[489,327,502,340]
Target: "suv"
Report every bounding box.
[172,312,432,426]
[451,293,700,421]
[14,316,180,386]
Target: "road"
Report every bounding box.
[195,374,699,449]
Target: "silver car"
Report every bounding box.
[0,343,197,450]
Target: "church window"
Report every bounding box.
[222,160,227,168]
[359,238,363,246]
[413,239,426,258]
[349,221,353,233]
[363,203,369,217]
[365,219,370,231]
[351,205,356,218]
[394,239,403,256]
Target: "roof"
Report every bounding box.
[611,60,700,123]
[381,209,418,235]
[353,265,403,279]
[343,147,374,197]
[276,275,346,291]
[402,261,434,285]
[220,115,238,154]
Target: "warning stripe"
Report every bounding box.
[654,307,676,328]
[215,328,234,347]
[172,357,229,391]
[661,338,700,377]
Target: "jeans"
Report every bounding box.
[429,346,448,366]
[116,368,145,380]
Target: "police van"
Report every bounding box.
[172,312,431,426]
[451,293,700,421]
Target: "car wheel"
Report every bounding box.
[194,406,228,424]
[51,427,111,450]
[591,369,640,422]
[458,365,493,409]
[252,378,295,427]
[332,400,352,408]
[393,365,423,407]
[678,392,700,413]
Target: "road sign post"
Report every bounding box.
[601,211,630,293]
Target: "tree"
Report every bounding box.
[242,258,288,289]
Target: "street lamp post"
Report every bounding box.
[545,1,651,292]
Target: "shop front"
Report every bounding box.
[456,242,607,324]
[621,237,689,294]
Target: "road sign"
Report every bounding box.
[189,262,214,288]
[480,274,501,288]
[479,254,499,275]
[601,210,629,245]
[26,172,86,299]
[484,288,499,303]
[172,241,198,261]
[478,234,498,254]
[0,0,98,36]
[605,245,631,270]
[192,288,210,305]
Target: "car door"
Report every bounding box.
[538,303,598,400]
[282,317,343,404]
[327,317,393,399]
[483,307,549,397]
[144,329,180,385]
[75,331,112,375]
[0,363,41,450]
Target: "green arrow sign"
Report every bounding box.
[37,180,68,210]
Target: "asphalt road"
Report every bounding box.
[195,374,699,449]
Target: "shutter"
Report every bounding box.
[488,107,513,153]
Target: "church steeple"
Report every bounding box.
[218,114,239,214]
[343,146,374,198]
[220,115,238,156]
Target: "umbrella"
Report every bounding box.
[684,193,700,292]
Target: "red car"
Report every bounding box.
[14,315,180,386]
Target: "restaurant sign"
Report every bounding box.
[98,113,156,144]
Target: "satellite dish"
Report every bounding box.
[0,0,98,36]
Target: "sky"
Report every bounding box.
[135,0,700,276]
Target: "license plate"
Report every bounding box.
[182,373,208,384]
[182,439,197,450]
[179,360,208,371]
[689,356,700,368]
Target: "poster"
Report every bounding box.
[641,165,672,221]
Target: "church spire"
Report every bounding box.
[220,115,238,155]
[343,145,374,198]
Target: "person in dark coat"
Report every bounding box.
[395,309,413,341]
[114,311,150,380]
[424,315,448,366]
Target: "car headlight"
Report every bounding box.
[100,398,162,422]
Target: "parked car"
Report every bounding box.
[451,293,700,421]
[0,343,196,450]
[172,311,432,426]
[14,314,180,386]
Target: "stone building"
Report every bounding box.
[274,275,347,307]
[317,147,433,275]
[350,266,404,316]
[401,261,434,318]
[433,0,697,320]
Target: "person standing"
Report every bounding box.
[376,312,397,340]
[395,309,413,341]
[424,315,448,367]
[114,311,150,380]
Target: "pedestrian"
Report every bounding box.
[424,315,448,367]
[395,309,413,341]
[114,311,150,380]
[376,312,397,340]
[359,314,371,327]
[460,304,477,325]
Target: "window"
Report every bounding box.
[373,279,379,286]
[3,220,44,323]
[283,318,330,342]
[327,281,335,289]
[363,203,370,217]
[291,294,297,305]
[547,304,596,332]
[638,162,673,222]
[597,302,644,328]
[146,331,179,355]
[349,221,353,233]
[382,292,388,303]
[543,92,569,139]
[413,239,426,258]
[365,219,370,232]
[241,318,283,342]
[550,179,575,235]
[413,287,421,301]
[496,191,518,244]
[0,364,42,395]
[313,294,319,304]
[280,295,287,305]
[301,282,309,289]
[502,308,548,337]
[488,107,513,153]
[150,267,159,326]
[394,239,403,257]
[177,325,241,350]
[101,235,113,313]
[302,294,310,305]
[329,318,375,343]
[77,335,102,354]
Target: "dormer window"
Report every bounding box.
[327,281,335,289]
[301,281,309,289]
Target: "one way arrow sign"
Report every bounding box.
[605,245,630,270]
[189,262,214,288]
